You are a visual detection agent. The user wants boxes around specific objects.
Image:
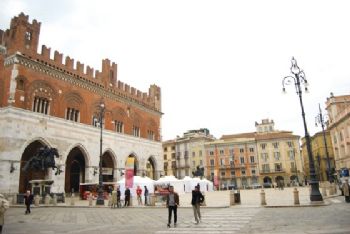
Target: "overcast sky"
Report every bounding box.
[1,0,350,141]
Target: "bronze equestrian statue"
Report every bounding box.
[22,146,62,175]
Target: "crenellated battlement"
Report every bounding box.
[1,13,162,112]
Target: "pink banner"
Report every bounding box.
[125,169,134,188]
[214,175,219,187]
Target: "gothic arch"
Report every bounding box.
[64,143,91,167]
[25,80,57,114]
[64,144,90,193]
[125,152,140,176]
[103,148,118,167]
[18,138,54,193]
[61,91,87,121]
[146,155,157,179]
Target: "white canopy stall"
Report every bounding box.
[201,178,214,192]
[117,176,155,198]
[154,176,185,194]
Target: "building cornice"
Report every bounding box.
[4,53,163,116]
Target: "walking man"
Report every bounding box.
[117,187,121,208]
[144,186,149,206]
[342,178,350,203]
[124,188,131,207]
[191,185,204,224]
[166,185,179,228]
[24,190,33,214]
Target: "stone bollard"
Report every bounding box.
[44,194,50,205]
[34,195,40,206]
[293,188,300,205]
[260,189,266,206]
[88,194,93,206]
[150,194,155,206]
[53,194,57,206]
[322,186,327,197]
[230,190,235,206]
[70,193,75,206]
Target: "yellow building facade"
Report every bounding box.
[162,140,176,176]
[301,131,335,182]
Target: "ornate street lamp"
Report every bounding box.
[315,103,333,183]
[96,101,105,205]
[282,57,323,201]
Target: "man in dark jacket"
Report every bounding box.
[166,186,179,228]
[191,185,204,224]
[124,188,131,207]
[24,190,34,214]
[117,187,121,208]
[144,186,149,206]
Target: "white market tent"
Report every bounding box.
[181,176,193,193]
[117,176,155,198]
[154,176,185,194]
[180,176,214,193]
[201,178,214,192]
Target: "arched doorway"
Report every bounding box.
[263,176,272,184]
[65,147,86,193]
[19,140,48,193]
[102,152,115,182]
[146,156,156,179]
[275,176,285,188]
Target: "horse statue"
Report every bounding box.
[192,166,204,178]
[22,146,63,175]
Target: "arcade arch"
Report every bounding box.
[101,151,116,182]
[125,154,139,176]
[146,156,157,179]
[19,140,48,193]
[65,147,87,193]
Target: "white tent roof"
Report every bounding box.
[155,176,185,194]
[117,176,155,197]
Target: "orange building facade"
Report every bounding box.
[0,13,163,196]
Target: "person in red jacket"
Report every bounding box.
[136,185,143,205]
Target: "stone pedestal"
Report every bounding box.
[322,186,327,197]
[44,194,50,205]
[150,194,155,206]
[293,188,300,205]
[260,189,266,206]
[53,194,57,206]
[88,195,93,206]
[34,195,40,206]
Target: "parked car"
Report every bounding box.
[263,182,272,188]
[251,183,262,189]
[227,184,238,190]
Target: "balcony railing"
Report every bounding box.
[260,169,285,174]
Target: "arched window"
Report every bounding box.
[17,79,25,91]
[32,96,50,114]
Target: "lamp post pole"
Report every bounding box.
[96,102,105,205]
[316,103,333,183]
[282,57,323,201]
